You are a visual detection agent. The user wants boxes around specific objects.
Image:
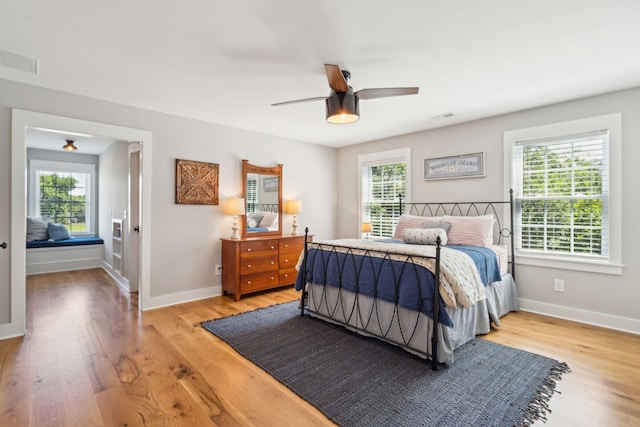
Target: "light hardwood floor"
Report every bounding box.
[1,268,638,426]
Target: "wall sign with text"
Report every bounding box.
[424,152,484,180]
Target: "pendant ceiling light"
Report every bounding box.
[326,89,359,124]
[62,139,78,151]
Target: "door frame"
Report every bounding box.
[127,143,142,293]
[7,109,153,338]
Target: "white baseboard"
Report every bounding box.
[145,285,222,311]
[519,298,640,335]
[102,262,130,293]
[0,323,24,340]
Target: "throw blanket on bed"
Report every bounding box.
[296,239,487,313]
[448,245,502,286]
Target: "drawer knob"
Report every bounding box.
[270,276,275,280]
[271,261,275,265]
[284,273,289,278]
[284,259,289,263]
[247,280,252,284]
[247,264,252,268]
[247,248,252,252]
[284,244,289,248]
[270,246,275,249]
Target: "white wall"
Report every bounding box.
[0,78,337,330]
[337,87,640,333]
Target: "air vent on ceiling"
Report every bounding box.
[0,50,39,74]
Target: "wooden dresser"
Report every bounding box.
[221,234,310,301]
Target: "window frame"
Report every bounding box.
[504,113,622,275]
[246,175,258,213]
[29,159,97,236]
[358,148,411,239]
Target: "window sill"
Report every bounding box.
[515,253,624,276]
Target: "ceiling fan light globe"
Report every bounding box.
[327,113,359,124]
[326,90,359,124]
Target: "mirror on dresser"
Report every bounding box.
[241,159,283,238]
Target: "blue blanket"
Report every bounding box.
[247,227,269,233]
[448,245,502,285]
[296,244,501,327]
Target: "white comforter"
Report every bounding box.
[300,239,486,309]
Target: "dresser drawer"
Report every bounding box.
[240,239,279,258]
[279,268,298,285]
[279,252,300,269]
[240,254,278,274]
[279,237,305,254]
[240,271,279,292]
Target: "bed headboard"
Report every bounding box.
[247,203,279,213]
[401,189,515,277]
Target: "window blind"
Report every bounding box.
[513,129,609,258]
[361,160,406,238]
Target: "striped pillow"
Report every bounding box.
[26,216,49,241]
[393,215,444,240]
[444,215,495,246]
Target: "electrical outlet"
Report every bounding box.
[553,279,565,293]
[215,265,223,275]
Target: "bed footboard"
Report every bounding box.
[298,228,443,370]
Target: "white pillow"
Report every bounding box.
[402,227,448,246]
[259,212,278,228]
[393,215,444,240]
[26,216,49,241]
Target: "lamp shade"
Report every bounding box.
[284,199,302,215]
[225,197,245,216]
[361,222,372,233]
[326,90,359,124]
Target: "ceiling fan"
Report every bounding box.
[271,64,419,124]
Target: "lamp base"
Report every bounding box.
[291,215,298,235]
[230,215,241,240]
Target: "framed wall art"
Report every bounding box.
[175,159,219,205]
[263,176,279,192]
[424,152,484,180]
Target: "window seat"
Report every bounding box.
[26,236,104,249]
[26,237,104,274]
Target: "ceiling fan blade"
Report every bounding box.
[271,96,327,106]
[324,64,350,92]
[355,87,419,100]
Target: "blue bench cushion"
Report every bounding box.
[26,237,104,249]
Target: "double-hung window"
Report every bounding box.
[359,148,410,238]
[29,159,96,236]
[505,114,622,274]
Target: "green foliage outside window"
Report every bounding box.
[364,163,406,238]
[38,172,87,232]
[519,139,604,256]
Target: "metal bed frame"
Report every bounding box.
[298,190,515,370]
[247,203,279,213]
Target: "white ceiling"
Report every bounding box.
[26,128,116,155]
[2,1,640,148]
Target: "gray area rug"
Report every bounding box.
[202,302,569,427]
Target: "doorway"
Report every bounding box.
[9,110,152,338]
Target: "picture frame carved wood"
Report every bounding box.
[175,159,219,205]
